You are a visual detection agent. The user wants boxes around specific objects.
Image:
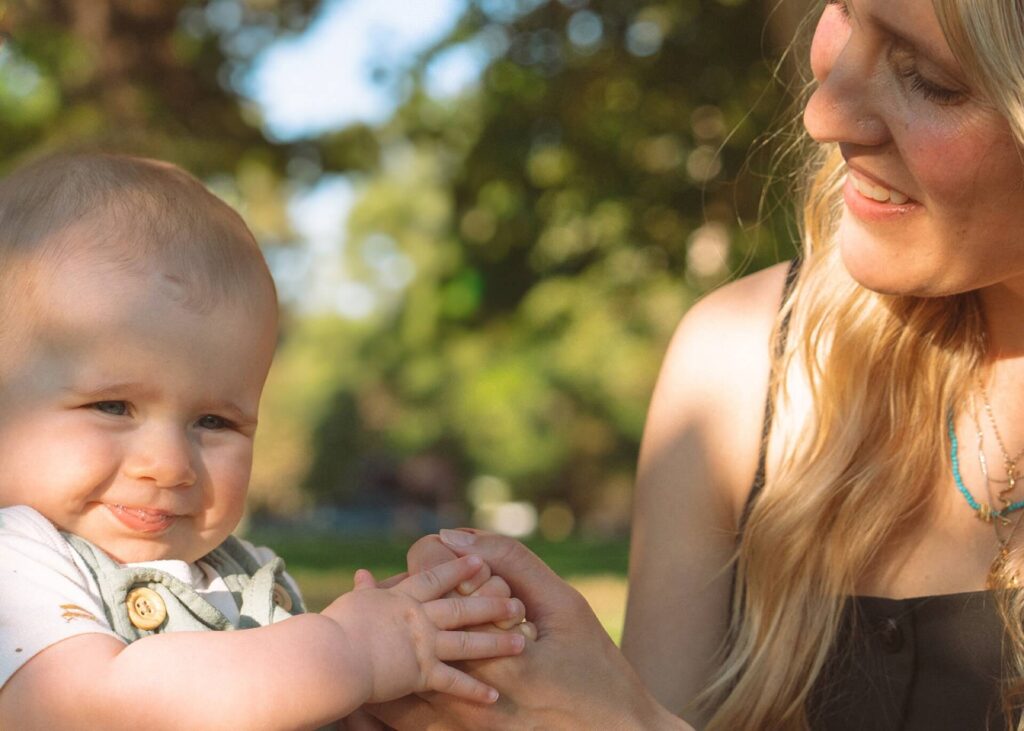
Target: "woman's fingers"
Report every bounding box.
[517,620,539,640]
[342,708,391,730]
[395,555,484,601]
[376,571,408,590]
[426,664,501,704]
[463,574,511,598]
[456,560,492,595]
[406,533,460,574]
[435,628,526,661]
[438,530,579,619]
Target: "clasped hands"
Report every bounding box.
[345,528,684,731]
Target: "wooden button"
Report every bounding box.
[272,582,293,612]
[126,587,166,630]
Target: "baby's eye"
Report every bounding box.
[92,401,128,416]
[196,414,233,430]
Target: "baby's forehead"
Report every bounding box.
[0,253,277,387]
[3,250,275,363]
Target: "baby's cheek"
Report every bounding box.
[3,421,115,497]
[201,447,251,514]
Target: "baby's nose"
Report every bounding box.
[122,425,197,488]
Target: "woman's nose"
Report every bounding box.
[123,425,198,488]
[802,6,889,148]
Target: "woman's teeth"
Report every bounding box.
[850,174,909,205]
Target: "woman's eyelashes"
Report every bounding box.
[900,68,965,105]
[827,0,850,17]
[889,47,967,105]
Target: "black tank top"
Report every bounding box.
[742,259,1009,730]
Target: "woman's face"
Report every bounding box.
[804,0,1024,297]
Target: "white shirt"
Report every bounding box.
[0,505,300,688]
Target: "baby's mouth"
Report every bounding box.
[107,504,178,532]
[849,173,911,205]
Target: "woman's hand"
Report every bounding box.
[368,530,693,731]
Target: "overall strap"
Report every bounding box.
[738,256,802,535]
[63,533,302,642]
[203,536,306,627]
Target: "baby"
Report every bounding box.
[0,152,525,729]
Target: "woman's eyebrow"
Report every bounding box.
[868,10,964,78]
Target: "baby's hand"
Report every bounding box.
[323,555,526,705]
[407,531,534,635]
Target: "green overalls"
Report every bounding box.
[62,534,349,729]
[63,532,305,639]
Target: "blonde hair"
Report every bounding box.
[0,151,275,317]
[700,0,1024,727]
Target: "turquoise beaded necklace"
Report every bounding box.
[948,412,1024,522]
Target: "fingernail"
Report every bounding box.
[466,555,483,569]
[517,622,538,641]
[458,580,475,595]
[440,528,476,547]
[487,688,499,703]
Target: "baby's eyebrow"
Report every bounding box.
[65,382,159,400]
[203,401,257,424]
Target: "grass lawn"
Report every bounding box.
[248,532,630,642]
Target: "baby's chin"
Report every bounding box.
[79,533,209,565]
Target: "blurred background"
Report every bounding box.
[0,0,813,634]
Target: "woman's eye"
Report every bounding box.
[898,66,966,105]
[197,414,232,430]
[888,46,967,106]
[92,401,128,416]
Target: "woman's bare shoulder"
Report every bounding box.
[675,261,792,361]
[624,261,793,713]
[652,261,793,519]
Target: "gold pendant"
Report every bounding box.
[988,548,1021,590]
[1000,468,1017,506]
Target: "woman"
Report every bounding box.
[372,0,1024,728]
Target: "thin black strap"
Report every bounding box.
[738,257,802,534]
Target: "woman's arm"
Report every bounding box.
[621,262,791,724]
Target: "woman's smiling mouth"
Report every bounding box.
[841,166,920,222]
[848,172,910,205]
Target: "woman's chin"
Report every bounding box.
[838,238,944,298]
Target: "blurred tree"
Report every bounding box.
[0,0,361,244]
[306,0,807,530]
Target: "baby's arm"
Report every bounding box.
[0,555,525,731]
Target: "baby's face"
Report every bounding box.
[0,254,277,563]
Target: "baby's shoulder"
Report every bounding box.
[0,505,73,556]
